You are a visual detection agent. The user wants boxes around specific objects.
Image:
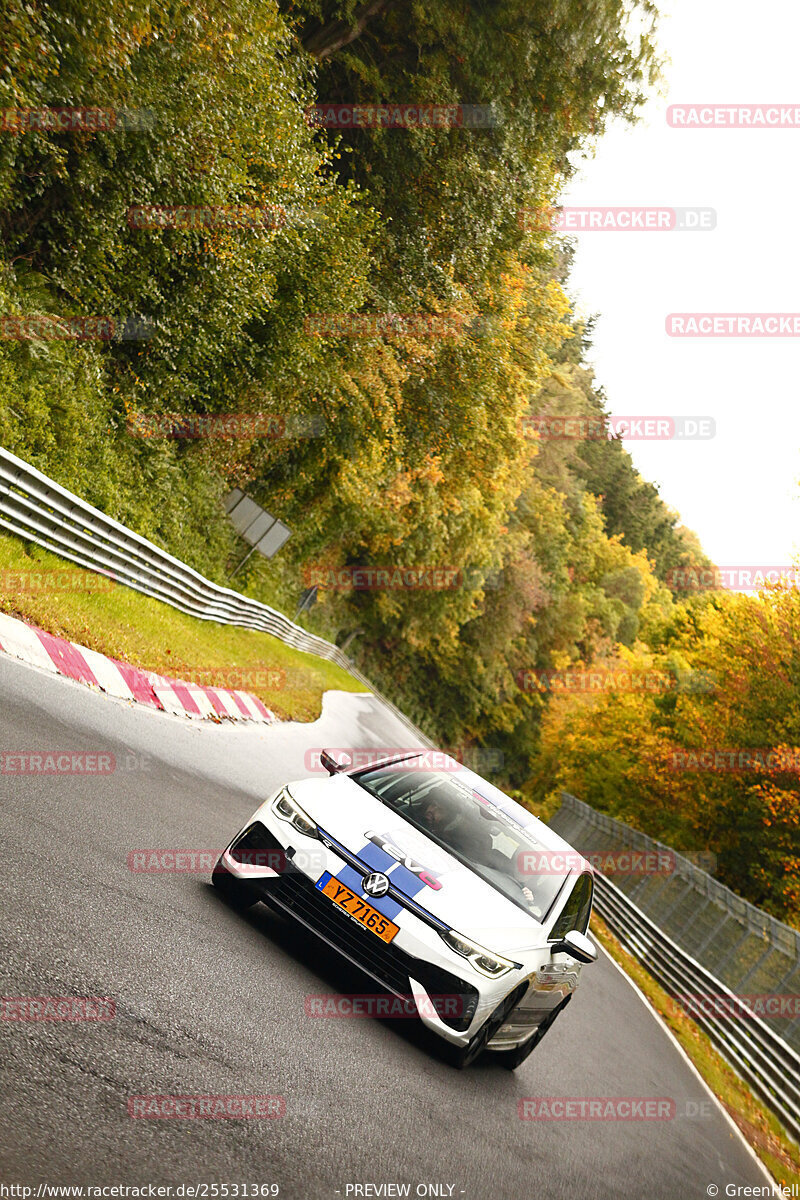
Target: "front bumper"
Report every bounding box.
[221,803,570,1048]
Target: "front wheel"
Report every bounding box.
[212,857,257,910]
[494,993,572,1070]
[441,983,529,1069]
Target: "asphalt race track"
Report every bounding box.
[0,654,771,1199]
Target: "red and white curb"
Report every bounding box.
[0,611,275,724]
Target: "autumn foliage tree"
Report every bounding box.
[538,584,800,925]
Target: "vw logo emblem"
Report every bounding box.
[362,871,390,898]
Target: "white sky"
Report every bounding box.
[561,0,800,568]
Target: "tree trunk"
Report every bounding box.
[302,0,391,60]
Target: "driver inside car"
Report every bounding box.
[416,792,541,915]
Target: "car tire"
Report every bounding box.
[212,857,257,910]
[494,993,573,1070]
[442,983,529,1070]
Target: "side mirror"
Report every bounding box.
[551,930,597,964]
[320,749,353,775]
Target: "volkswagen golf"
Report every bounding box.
[212,749,596,1068]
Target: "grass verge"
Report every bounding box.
[591,913,800,1187]
[0,531,366,722]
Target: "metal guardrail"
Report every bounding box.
[553,794,800,964]
[593,874,800,1143]
[0,446,434,748]
[550,795,800,1144]
[550,793,800,1052]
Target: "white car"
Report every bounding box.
[213,750,596,1068]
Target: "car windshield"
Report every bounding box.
[352,759,572,921]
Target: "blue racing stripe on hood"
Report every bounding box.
[355,835,439,900]
[384,861,428,898]
[357,841,397,874]
[334,839,437,915]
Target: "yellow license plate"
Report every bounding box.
[319,875,399,943]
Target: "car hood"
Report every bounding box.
[287,774,553,954]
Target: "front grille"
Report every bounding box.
[254,863,479,1031]
[263,867,412,994]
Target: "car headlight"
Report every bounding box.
[272,788,319,839]
[438,929,516,979]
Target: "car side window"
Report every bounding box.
[549,871,594,941]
